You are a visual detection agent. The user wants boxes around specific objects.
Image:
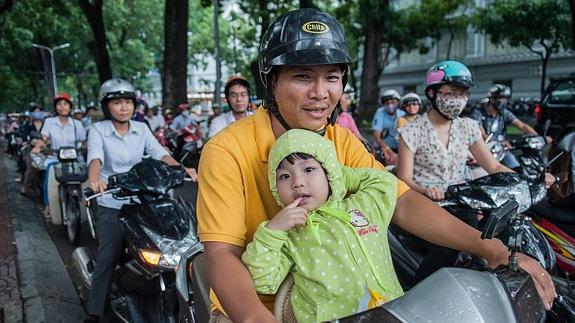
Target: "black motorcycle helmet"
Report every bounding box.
[258,8,353,132]
[98,78,138,120]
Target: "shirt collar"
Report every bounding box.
[254,107,275,163]
[103,120,141,137]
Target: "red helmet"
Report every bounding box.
[53,92,73,113]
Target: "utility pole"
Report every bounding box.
[213,0,222,107]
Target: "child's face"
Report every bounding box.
[276,157,330,212]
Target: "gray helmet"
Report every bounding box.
[381,89,401,104]
[487,84,511,99]
[98,78,137,119]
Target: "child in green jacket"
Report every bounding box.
[242,129,404,322]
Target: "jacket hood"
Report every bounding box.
[268,129,345,208]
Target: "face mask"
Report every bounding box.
[30,111,45,120]
[435,95,468,120]
[383,103,398,114]
[181,110,190,117]
[495,100,508,111]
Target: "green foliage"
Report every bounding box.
[0,0,163,112]
[473,0,572,50]
[403,0,472,58]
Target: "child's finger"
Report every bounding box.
[286,197,303,208]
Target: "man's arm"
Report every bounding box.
[205,242,277,323]
[392,190,557,309]
[511,118,538,135]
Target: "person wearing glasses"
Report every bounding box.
[208,76,254,138]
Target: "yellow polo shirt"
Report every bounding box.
[196,108,409,313]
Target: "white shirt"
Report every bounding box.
[145,114,166,132]
[87,120,169,209]
[208,110,254,138]
[41,116,86,150]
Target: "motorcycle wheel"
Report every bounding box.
[65,195,82,245]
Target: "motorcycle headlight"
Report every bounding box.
[141,223,199,269]
[59,147,78,160]
[527,136,545,150]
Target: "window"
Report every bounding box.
[466,26,485,58]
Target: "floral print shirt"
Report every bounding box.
[398,113,481,191]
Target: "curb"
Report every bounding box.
[2,151,85,322]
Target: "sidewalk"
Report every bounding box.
[0,149,84,323]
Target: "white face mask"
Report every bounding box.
[435,95,468,120]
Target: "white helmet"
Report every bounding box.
[401,92,422,107]
[381,89,401,104]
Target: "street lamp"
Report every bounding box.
[32,42,71,97]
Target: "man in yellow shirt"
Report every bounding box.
[197,8,556,323]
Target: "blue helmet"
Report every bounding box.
[424,60,474,93]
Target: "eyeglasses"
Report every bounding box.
[229,92,249,99]
[436,90,469,99]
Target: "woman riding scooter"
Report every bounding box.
[83,79,197,323]
[33,93,86,221]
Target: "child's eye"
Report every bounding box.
[304,167,315,173]
[278,173,290,180]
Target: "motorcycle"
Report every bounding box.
[274,199,556,322]
[72,158,210,323]
[508,134,548,180]
[53,146,87,245]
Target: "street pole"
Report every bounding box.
[32,42,71,97]
[213,0,222,107]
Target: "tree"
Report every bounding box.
[78,0,113,83]
[404,0,471,60]
[569,0,575,49]
[162,0,188,109]
[474,0,572,96]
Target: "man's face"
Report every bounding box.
[276,157,330,212]
[273,65,343,131]
[228,84,249,113]
[108,98,135,122]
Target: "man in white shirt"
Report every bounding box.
[208,77,254,138]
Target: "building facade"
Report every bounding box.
[375,1,575,103]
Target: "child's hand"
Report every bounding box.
[266,197,308,232]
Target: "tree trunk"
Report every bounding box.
[569,0,575,49]
[162,0,189,109]
[78,0,113,83]
[446,26,454,60]
[358,19,383,123]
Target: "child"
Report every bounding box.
[241,129,403,322]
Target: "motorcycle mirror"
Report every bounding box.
[542,119,551,138]
[481,199,519,240]
[558,132,575,153]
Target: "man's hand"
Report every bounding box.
[184,167,198,182]
[382,147,398,165]
[424,187,445,201]
[544,172,557,188]
[266,197,308,231]
[485,245,556,310]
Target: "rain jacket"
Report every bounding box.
[242,129,403,322]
